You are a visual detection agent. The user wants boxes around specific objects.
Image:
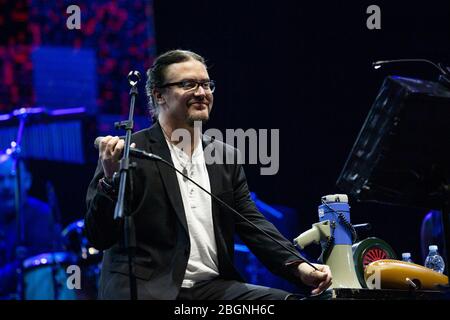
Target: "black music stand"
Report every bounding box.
[336,76,450,281]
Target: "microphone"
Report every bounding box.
[127,70,141,87]
[372,58,450,88]
[93,136,162,161]
[372,58,448,74]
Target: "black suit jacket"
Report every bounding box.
[85,122,303,299]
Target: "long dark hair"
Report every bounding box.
[145,49,206,121]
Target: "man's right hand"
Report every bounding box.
[98,136,136,179]
[296,262,332,295]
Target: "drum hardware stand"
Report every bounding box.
[10,108,29,301]
[112,71,141,300]
[46,181,63,300]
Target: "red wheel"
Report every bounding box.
[353,237,397,287]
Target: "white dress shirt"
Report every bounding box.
[165,137,219,288]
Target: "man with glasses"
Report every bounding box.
[85,49,332,300]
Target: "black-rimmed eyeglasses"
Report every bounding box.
[159,80,216,93]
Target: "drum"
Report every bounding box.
[61,219,102,299]
[23,252,78,300]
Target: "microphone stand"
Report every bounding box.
[112,71,141,300]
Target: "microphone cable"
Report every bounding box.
[93,138,320,271]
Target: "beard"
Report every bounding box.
[186,104,210,127]
[186,113,209,127]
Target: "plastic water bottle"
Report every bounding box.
[402,252,413,263]
[424,245,445,274]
